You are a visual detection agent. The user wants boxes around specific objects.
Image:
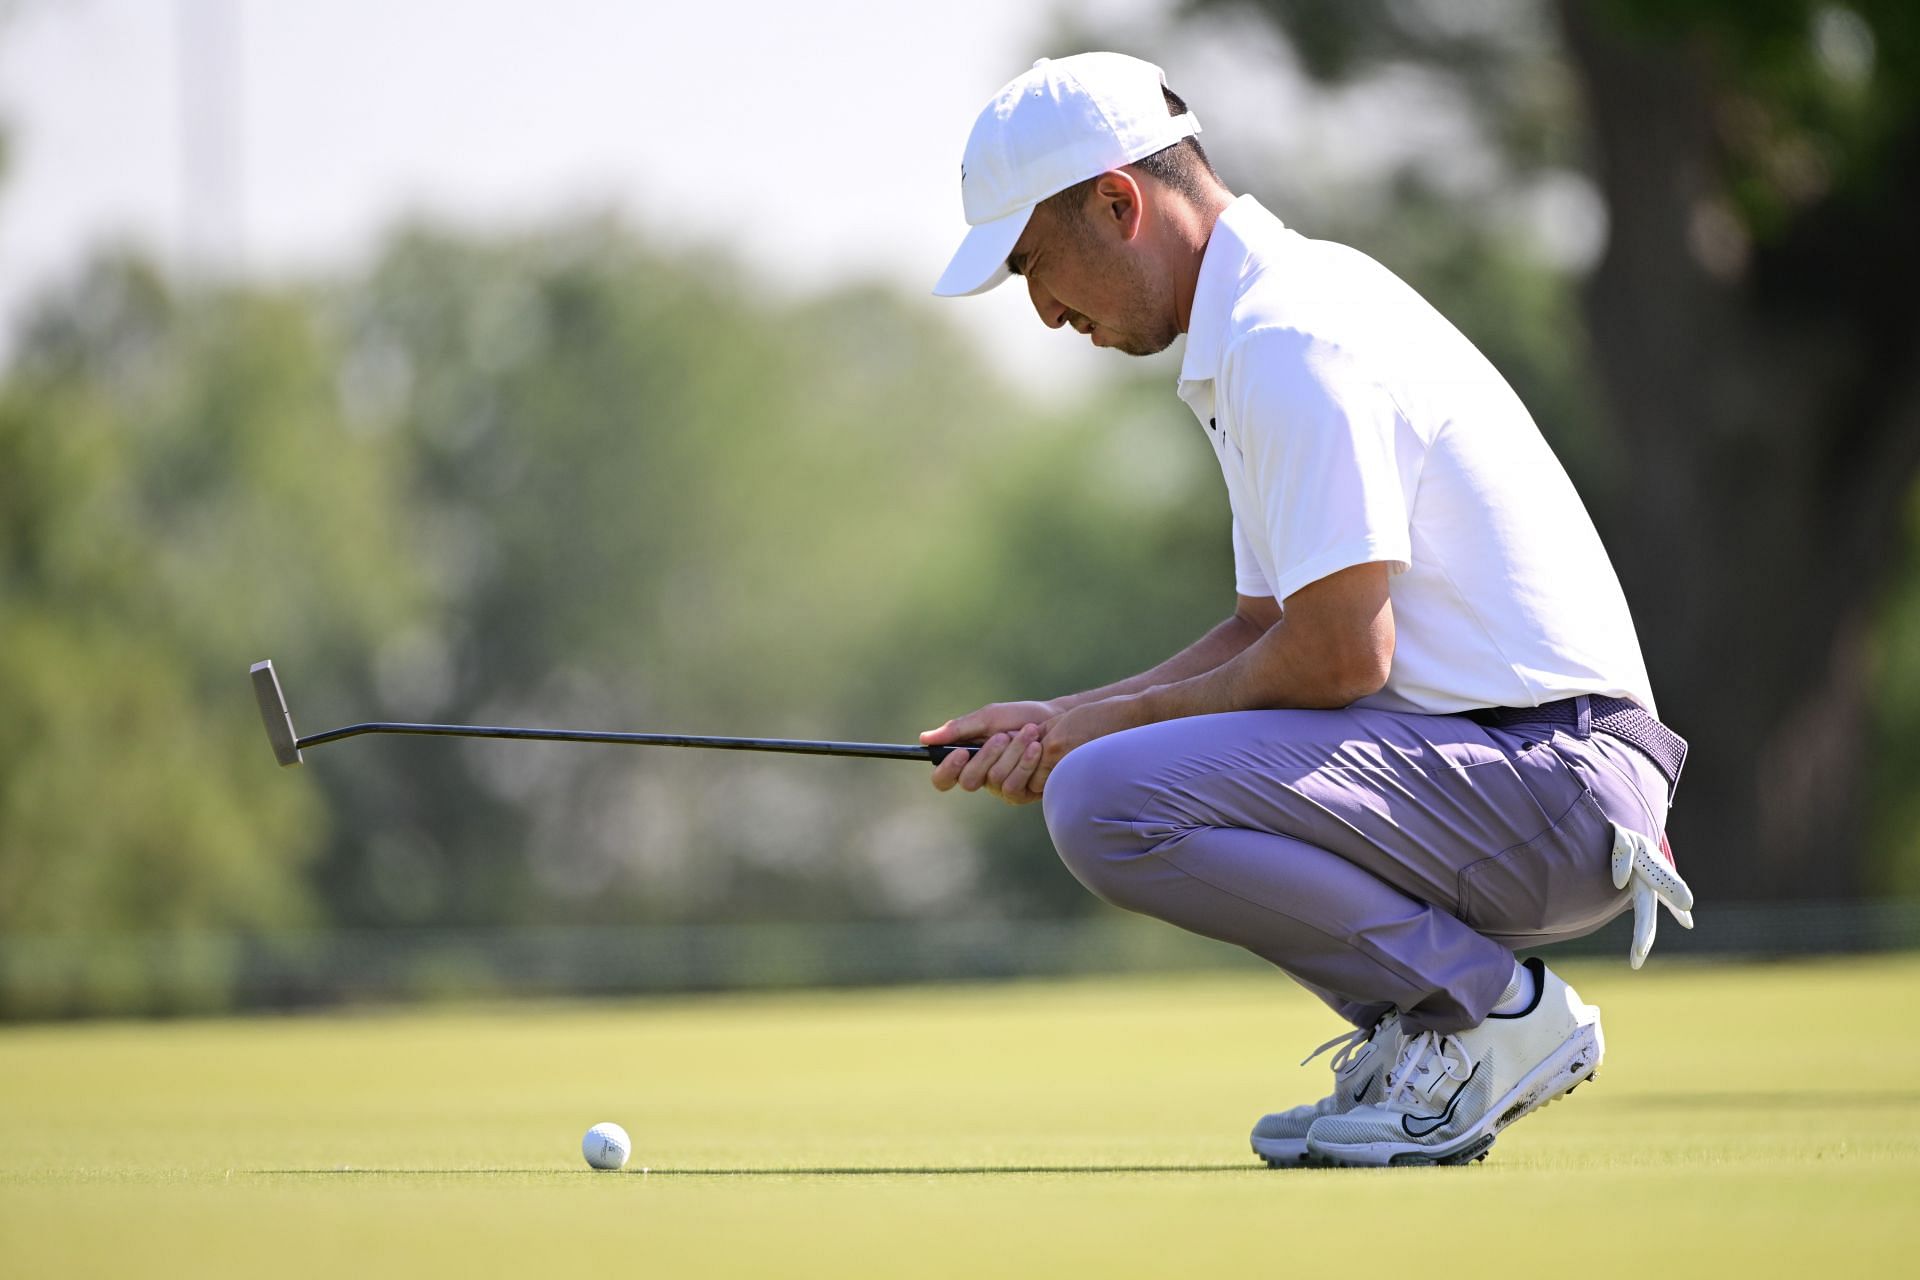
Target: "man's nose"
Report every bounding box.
[1026,276,1068,330]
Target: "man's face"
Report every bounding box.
[1006,190,1180,357]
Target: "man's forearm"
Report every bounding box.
[1053,612,1268,711]
[1134,626,1354,721]
[1135,566,1395,719]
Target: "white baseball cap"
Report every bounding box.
[933,53,1202,298]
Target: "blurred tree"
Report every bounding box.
[0,220,1239,967]
[0,254,426,962]
[316,221,1229,925]
[1197,0,1920,898]
[1869,492,1920,896]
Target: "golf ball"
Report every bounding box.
[582,1121,632,1171]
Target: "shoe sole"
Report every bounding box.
[1387,1132,1497,1167]
[1255,1135,1496,1169]
[1251,1136,1309,1167]
[1252,1137,1362,1170]
[1253,1143,1349,1170]
[1308,1006,1604,1168]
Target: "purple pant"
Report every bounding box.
[1040,706,1671,1034]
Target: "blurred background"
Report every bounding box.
[3,0,1917,1018]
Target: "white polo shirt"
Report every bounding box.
[1178,196,1656,716]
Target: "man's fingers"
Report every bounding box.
[929,745,972,792]
[1027,737,1070,797]
[923,703,1011,746]
[985,725,1040,790]
[976,737,1032,796]
[1000,736,1044,804]
[921,714,974,746]
[957,733,1010,791]
[925,706,1057,799]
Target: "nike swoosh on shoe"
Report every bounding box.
[1400,1063,1481,1139]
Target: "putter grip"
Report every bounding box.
[925,744,978,765]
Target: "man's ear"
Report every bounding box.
[1091,170,1145,243]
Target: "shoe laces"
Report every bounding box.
[1299,1025,1371,1074]
[1381,1030,1474,1111]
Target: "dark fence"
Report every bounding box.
[5,900,1918,1020]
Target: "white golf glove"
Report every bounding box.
[1610,824,1695,970]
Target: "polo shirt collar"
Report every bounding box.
[1179,194,1270,386]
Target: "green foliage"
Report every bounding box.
[11,2,1919,955]
[1601,0,1920,236]
[1868,490,1920,895]
[1191,0,1582,172]
[1209,0,1920,240]
[0,253,430,944]
[0,223,1235,954]
[326,221,1231,924]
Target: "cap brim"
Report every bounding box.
[932,205,1033,298]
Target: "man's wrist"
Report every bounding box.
[1127,684,1165,725]
[1133,671,1238,724]
[1108,687,1164,729]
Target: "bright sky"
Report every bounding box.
[0,0,1201,393]
[2,1,1557,397]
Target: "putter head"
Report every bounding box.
[249,660,304,767]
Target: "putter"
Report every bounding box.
[250,660,976,768]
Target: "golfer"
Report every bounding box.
[922,52,1694,1167]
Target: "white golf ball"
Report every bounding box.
[582,1121,632,1171]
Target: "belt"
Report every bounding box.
[1467,695,1687,799]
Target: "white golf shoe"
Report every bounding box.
[1304,958,1601,1167]
[1251,1011,1402,1167]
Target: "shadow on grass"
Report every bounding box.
[262,1163,1266,1177]
[1609,1091,1920,1111]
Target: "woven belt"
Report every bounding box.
[1467,695,1687,799]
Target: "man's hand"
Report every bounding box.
[922,701,1059,804]
[1028,694,1150,795]
[923,694,1156,804]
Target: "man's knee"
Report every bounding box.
[1042,736,1162,913]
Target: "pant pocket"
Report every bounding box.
[1456,788,1620,937]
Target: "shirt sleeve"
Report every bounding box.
[1230,513,1273,598]
[1220,327,1413,603]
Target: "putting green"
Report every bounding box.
[3,956,1916,1276]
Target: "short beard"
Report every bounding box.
[1062,212,1179,356]
[1110,317,1179,357]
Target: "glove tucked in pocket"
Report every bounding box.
[1611,824,1695,970]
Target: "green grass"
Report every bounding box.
[3,956,1918,1277]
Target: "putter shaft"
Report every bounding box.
[297,720,952,762]
[250,660,969,767]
